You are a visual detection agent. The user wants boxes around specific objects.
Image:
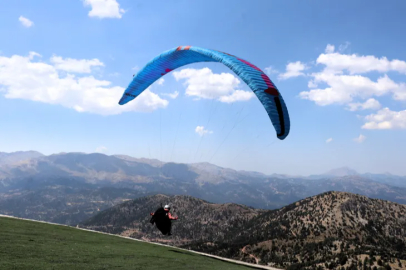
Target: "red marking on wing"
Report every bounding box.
[218,51,235,57]
[184,46,191,50]
[261,74,276,88]
[161,68,173,76]
[237,58,262,71]
[264,87,279,96]
[261,74,279,96]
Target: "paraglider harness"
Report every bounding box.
[150,204,176,236]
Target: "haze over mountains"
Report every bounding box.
[0,151,406,225]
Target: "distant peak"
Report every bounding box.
[324,167,359,177]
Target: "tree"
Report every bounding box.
[363,257,368,269]
[339,254,348,266]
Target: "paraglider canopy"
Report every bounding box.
[118,46,290,140]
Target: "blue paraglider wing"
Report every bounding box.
[118,46,290,140]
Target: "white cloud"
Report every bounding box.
[195,126,213,136]
[362,108,406,130]
[162,91,179,99]
[172,67,254,103]
[278,61,308,80]
[316,50,406,75]
[393,85,406,101]
[50,56,104,73]
[299,46,406,106]
[298,44,406,131]
[264,66,279,76]
[218,90,254,103]
[338,42,350,52]
[326,138,333,143]
[157,78,165,85]
[19,16,33,28]
[83,0,125,19]
[300,86,351,106]
[308,80,318,88]
[0,52,168,115]
[325,42,350,54]
[96,146,107,153]
[353,134,366,143]
[325,44,335,54]
[29,52,41,59]
[346,98,381,111]
[300,74,406,106]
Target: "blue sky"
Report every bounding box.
[1,0,406,176]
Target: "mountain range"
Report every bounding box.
[1,151,406,226]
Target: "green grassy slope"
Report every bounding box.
[0,216,258,270]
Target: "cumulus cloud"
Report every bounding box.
[195,126,213,136]
[264,66,279,76]
[83,0,125,19]
[279,61,308,80]
[157,78,165,85]
[299,44,406,108]
[295,43,406,132]
[362,108,406,129]
[326,138,333,143]
[162,91,179,99]
[19,16,33,27]
[308,80,318,88]
[316,47,406,75]
[325,42,350,54]
[0,52,168,115]
[218,90,254,103]
[353,134,366,143]
[325,44,335,54]
[50,56,104,73]
[300,73,405,106]
[172,67,254,103]
[346,98,381,111]
[28,52,41,59]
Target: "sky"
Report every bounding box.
[1,0,406,176]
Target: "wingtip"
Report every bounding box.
[118,97,126,105]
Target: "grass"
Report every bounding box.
[0,216,257,270]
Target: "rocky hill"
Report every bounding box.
[191,192,406,269]
[80,191,406,269]
[80,194,262,246]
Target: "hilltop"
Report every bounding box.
[80,194,262,246]
[0,215,272,270]
[82,192,406,269]
[195,192,406,269]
